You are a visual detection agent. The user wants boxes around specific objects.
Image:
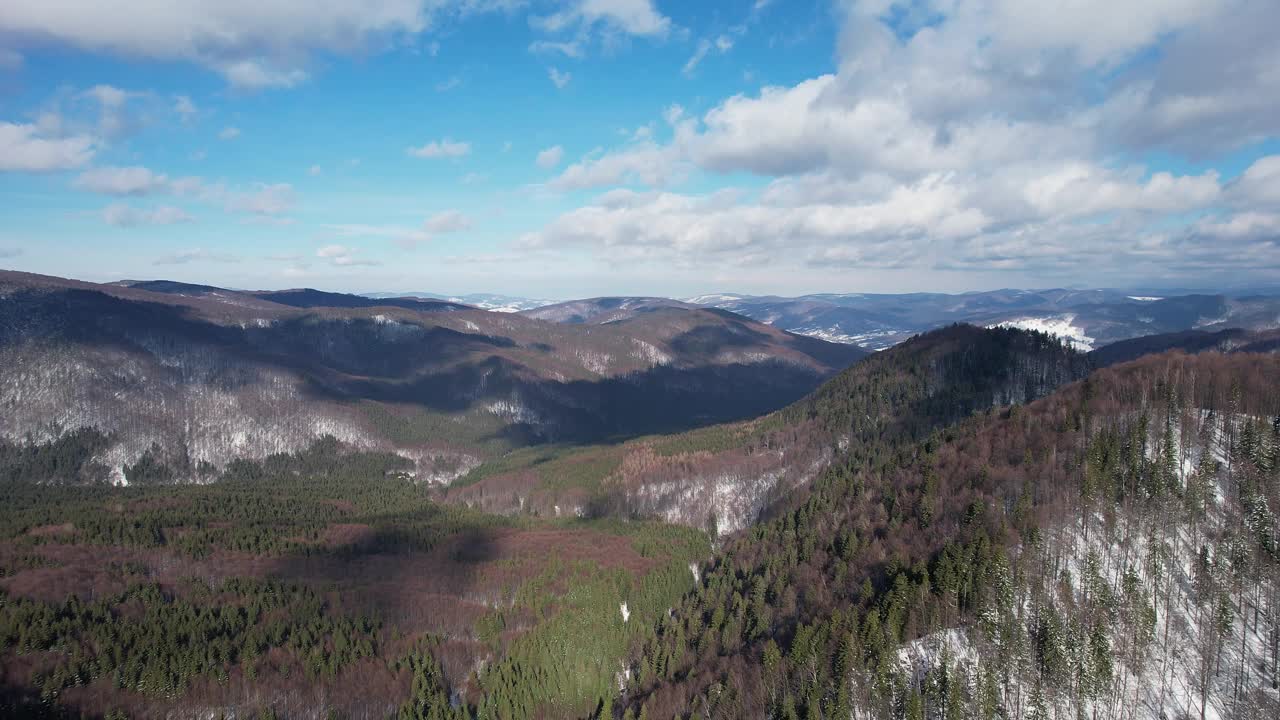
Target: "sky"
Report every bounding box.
[0,0,1278,299]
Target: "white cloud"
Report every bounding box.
[518,0,1280,286]
[529,39,583,58]
[74,165,171,195]
[0,121,96,171]
[0,1,449,88]
[536,145,564,169]
[987,0,1222,67]
[1195,211,1280,240]
[423,210,472,233]
[308,164,322,176]
[218,126,240,140]
[435,74,463,92]
[0,2,565,89]
[683,35,733,75]
[1021,163,1221,218]
[407,138,471,158]
[533,0,671,38]
[102,203,193,226]
[1231,155,1280,206]
[77,84,146,138]
[83,84,129,109]
[316,243,380,266]
[552,141,685,190]
[75,169,300,223]
[217,60,307,90]
[525,175,988,266]
[548,67,571,88]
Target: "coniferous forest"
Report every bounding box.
[2,320,1278,719]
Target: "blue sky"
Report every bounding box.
[1,0,1278,298]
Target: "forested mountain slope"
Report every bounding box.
[0,271,861,485]
[448,325,1090,534]
[1090,327,1280,367]
[618,350,1280,720]
[0,440,710,719]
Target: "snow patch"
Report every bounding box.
[991,314,1095,351]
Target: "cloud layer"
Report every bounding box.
[527,0,1280,286]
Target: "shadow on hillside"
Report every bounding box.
[1,285,866,449]
[260,518,505,635]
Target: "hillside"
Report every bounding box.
[0,271,863,486]
[1090,326,1280,366]
[618,349,1280,720]
[447,325,1090,534]
[520,297,696,325]
[0,440,709,719]
[689,290,1280,351]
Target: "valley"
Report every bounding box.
[1,271,1278,720]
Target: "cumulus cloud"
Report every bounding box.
[536,145,564,169]
[102,203,193,227]
[0,121,96,171]
[552,142,686,190]
[523,177,987,267]
[317,244,380,266]
[1231,155,1280,206]
[407,139,471,158]
[0,1,428,89]
[986,0,1222,67]
[522,0,1280,285]
[2,1,655,89]
[218,126,241,140]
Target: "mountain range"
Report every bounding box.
[362,287,1280,353]
[0,270,864,486]
[2,271,1280,720]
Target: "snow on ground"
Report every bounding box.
[683,294,747,305]
[990,314,1095,351]
[792,326,905,350]
[1128,296,1163,302]
[631,339,672,366]
[892,409,1279,720]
